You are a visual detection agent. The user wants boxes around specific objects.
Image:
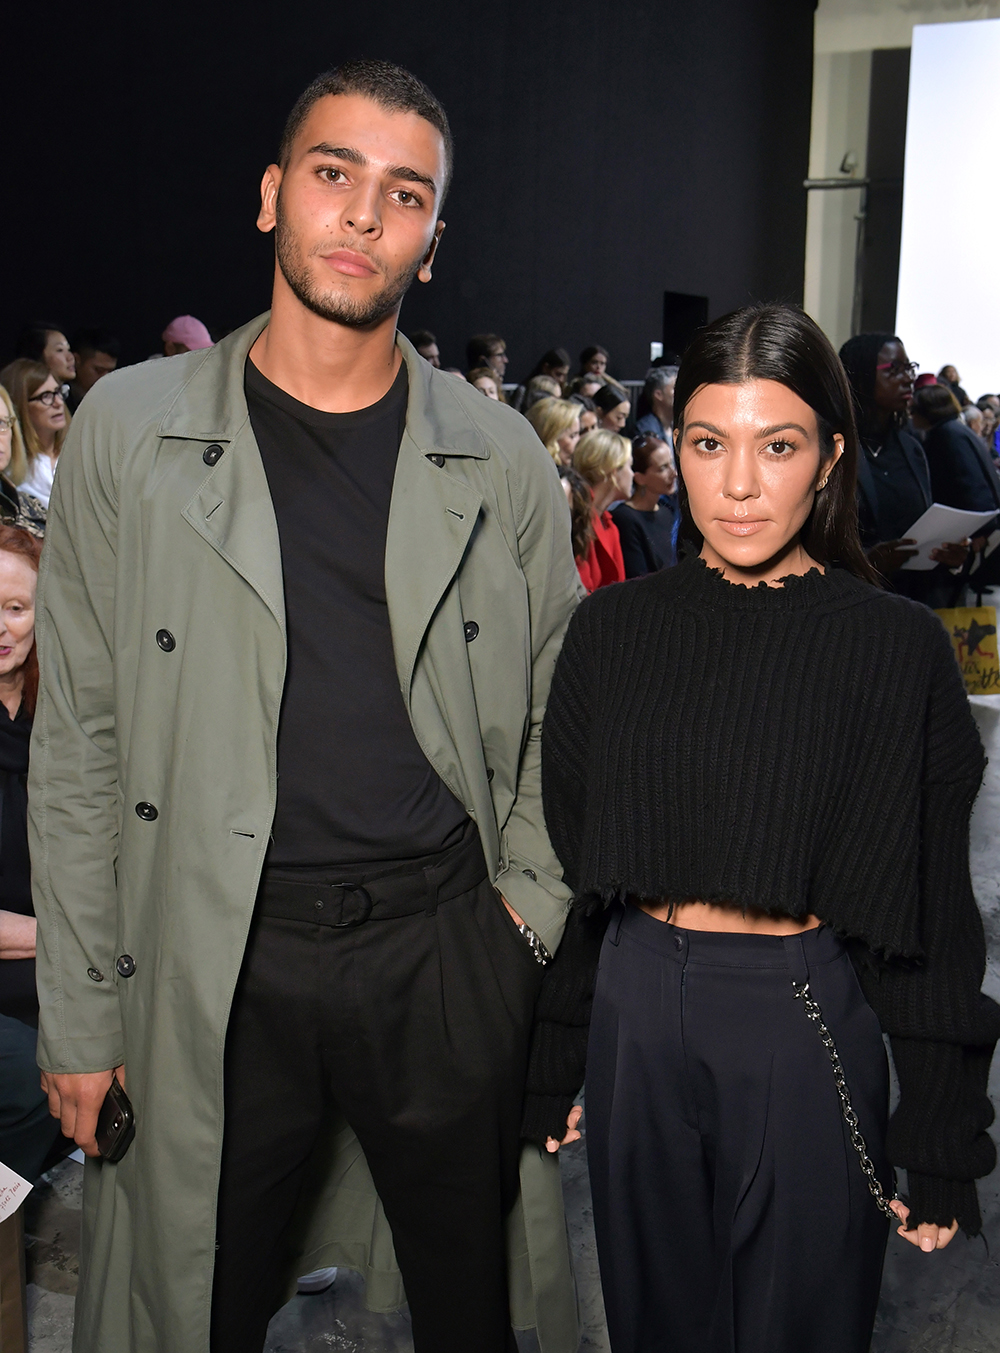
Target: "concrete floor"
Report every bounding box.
[22,695,1000,1351]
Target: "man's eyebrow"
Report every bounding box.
[304,144,436,196]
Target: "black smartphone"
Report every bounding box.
[96,1078,135,1163]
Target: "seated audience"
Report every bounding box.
[467,366,502,400]
[962,404,985,437]
[522,375,562,412]
[0,360,71,508]
[466,333,508,386]
[68,328,120,411]
[526,397,581,466]
[558,464,596,568]
[0,387,45,537]
[15,322,76,385]
[578,345,610,380]
[569,393,599,435]
[571,429,632,592]
[409,329,441,367]
[594,383,630,433]
[911,383,1000,516]
[938,364,970,408]
[0,526,62,1182]
[610,434,679,576]
[635,365,678,447]
[526,347,571,393]
[568,372,604,400]
[163,314,213,355]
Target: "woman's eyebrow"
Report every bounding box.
[757,422,810,438]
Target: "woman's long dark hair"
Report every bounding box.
[673,304,879,585]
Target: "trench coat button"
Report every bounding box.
[155,629,176,652]
[135,802,158,821]
[428,453,445,467]
[486,768,494,782]
[522,868,537,881]
[203,443,224,466]
[464,621,479,642]
[116,954,136,978]
[87,967,104,982]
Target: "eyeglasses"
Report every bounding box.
[875,361,918,379]
[0,416,16,434]
[28,383,69,407]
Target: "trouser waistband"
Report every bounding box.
[257,822,488,928]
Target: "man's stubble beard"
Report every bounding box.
[275,194,422,330]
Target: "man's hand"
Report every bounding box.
[929,538,970,569]
[889,1199,959,1251]
[41,1065,125,1157]
[0,910,37,960]
[546,1105,583,1153]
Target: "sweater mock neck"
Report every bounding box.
[668,552,867,613]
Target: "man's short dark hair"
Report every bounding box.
[279,60,453,200]
[410,329,437,350]
[70,328,121,360]
[466,333,504,370]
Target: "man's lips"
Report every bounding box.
[321,249,379,278]
[718,518,768,537]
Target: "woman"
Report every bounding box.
[466,366,503,400]
[521,375,562,412]
[526,396,581,465]
[912,383,1000,516]
[524,347,571,395]
[938,364,969,408]
[610,434,678,575]
[569,393,599,436]
[15,322,76,385]
[593,383,630,433]
[0,359,71,507]
[569,372,604,401]
[578,345,610,380]
[0,387,46,537]
[571,429,631,591]
[536,306,997,1352]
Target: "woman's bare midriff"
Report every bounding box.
[637,898,822,936]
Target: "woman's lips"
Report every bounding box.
[718,519,767,537]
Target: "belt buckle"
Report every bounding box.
[332,883,373,927]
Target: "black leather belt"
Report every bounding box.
[258,827,488,929]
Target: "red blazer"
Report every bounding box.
[576,510,625,593]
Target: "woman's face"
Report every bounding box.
[472,374,499,400]
[579,409,598,435]
[600,401,629,433]
[0,398,14,475]
[547,363,570,390]
[678,380,842,575]
[585,352,608,377]
[556,416,581,465]
[872,340,914,416]
[609,455,634,501]
[27,373,68,442]
[43,331,75,382]
[0,552,37,679]
[634,445,676,499]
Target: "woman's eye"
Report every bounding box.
[696,437,721,452]
[766,440,794,455]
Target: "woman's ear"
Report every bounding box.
[816,433,845,490]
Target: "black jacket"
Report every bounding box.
[923,415,1000,517]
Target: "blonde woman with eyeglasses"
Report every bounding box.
[0,387,46,537]
[0,360,72,508]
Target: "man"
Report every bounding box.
[162,312,213,354]
[467,330,509,384]
[67,328,120,411]
[31,60,581,1353]
[635,364,677,450]
[408,327,441,366]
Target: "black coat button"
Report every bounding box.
[464,621,479,642]
[203,443,224,466]
[116,954,136,978]
[87,967,104,983]
[155,629,176,652]
[428,453,445,467]
[486,767,494,782]
[135,802,158,821]
[522,868,537,881]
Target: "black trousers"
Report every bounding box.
[211,826,543,1353]
[586,905,891,1353]
[0,1012,61,1182]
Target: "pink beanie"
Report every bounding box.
[162,315,213,350]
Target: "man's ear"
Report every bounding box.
[257,164,282,234]
[417,220,446,283]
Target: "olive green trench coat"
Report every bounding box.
[29,317,584,1352]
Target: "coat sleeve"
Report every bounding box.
[29,388,125,1073]
[493,436,584,954]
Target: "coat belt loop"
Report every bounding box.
[787,933,809,986]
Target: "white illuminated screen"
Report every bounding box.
[895,19,1000,398]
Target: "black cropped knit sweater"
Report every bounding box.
[527,554,999,1235]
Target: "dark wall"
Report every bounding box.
[4,0,815,381]
[859,48,910,334]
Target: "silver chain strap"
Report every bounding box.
[792,981,899,1221]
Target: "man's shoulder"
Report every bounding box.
[73,351,212,437]
[424,368,547,464]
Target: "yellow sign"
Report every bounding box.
[935,606,1000,695]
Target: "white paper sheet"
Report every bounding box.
[0,1159,32,1221]
[899,503,998,570]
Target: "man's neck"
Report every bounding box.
[249,277,403,414]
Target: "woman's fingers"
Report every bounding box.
[894,1212,960,1251]
[545,1105,586,1152]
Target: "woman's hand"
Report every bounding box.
[0,909,36,960]
[889,1199,959,1251]
[546,1105,583,1153]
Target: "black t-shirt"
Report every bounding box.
[245,358,468,869]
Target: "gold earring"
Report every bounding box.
[817,477,829,490]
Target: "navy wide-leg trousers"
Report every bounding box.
[586,905,892,1353]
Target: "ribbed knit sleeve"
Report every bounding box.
[540,600,596,893]
[853,619,999,1234]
